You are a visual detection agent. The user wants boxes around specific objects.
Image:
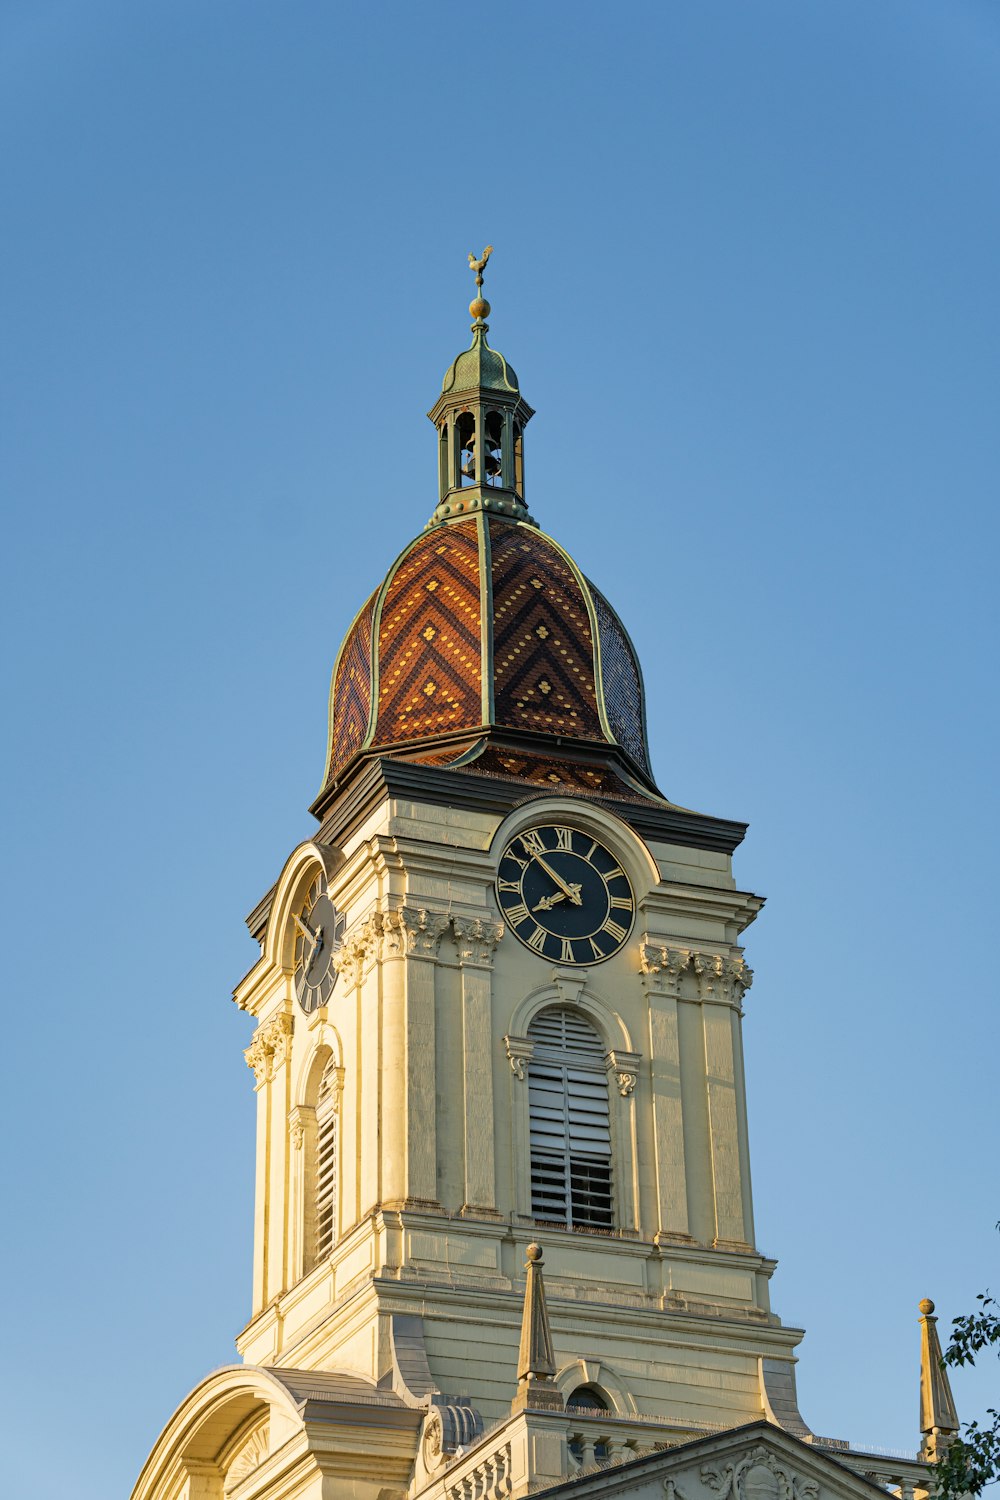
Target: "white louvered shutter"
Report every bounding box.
[315,1060,339,1259]
[527,1008,613,1230]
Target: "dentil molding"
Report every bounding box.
[244,1012,294,1086]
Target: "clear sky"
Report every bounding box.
[2,3,997,1496]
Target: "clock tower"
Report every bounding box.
[134,257,950,1500]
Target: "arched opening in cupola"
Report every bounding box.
[457,410,476,487]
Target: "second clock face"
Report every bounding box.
[496,823,635,965]
[293,875,346,1014]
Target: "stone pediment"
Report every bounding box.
[535,1422,917,1500]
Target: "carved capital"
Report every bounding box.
[504,1033,534,1081]
[639,942,690,995]
[724,955,754,1008]
[606,1049,642,1097]
[333,912,383,989]
[452,915,504,967]
[641,943,752,1009]
[691,949,725,998]
[692,950,752,1008]
[244,1012,294,1087]
[382,906,451,960]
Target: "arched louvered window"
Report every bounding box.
[527,1008,613,1230]
[315,1058,339,1260]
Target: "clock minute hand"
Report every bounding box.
[534,853,584,906]
[293,912,322,952]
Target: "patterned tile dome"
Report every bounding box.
[320,513,656,797]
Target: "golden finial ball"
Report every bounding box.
[526,1242,543,1263]
[919,1298,935,1315]
[469,297,491,321]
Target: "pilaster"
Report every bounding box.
[639,942,692,1241]
[453,916,504,1215]
[244,1011,294,1309]
[334,913,383,1226]
[382,907,451,1206]
[640,942,753,1248]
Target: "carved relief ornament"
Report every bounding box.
[700,1444,818,1500]
[244,1012,294,1086]
[640,943,753,1008]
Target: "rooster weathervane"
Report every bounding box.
[468,245,494,288]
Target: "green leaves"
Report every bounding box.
[933,1223,1000,1498]
[933,1412,1000,1498]
[944,1293,1000,1371]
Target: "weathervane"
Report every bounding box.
[468,245,494,324]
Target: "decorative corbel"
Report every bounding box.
[606,1049,642,1097]
[288,1102,314,1151]
[504,1033,534,1081]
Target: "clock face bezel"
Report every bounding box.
[495,822,636,966]
[293,874,346,1014]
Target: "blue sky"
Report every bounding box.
[2,3,998,1495]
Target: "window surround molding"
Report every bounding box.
[506,982,640,1233]
[554,1358,638,1415]
[290,1033,345,1281]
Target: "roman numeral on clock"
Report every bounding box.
[519,829,546,857]
[498,878,520,892]
[506,902,530,926]
[610,895,632,911]
[527,925,547,952]
[603,918,628,942]
[554,827,573,851]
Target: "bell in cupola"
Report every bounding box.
[460,429,503,482]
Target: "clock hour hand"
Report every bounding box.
[533,853,584,906]
[533,885,582,912]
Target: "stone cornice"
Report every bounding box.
[244,1012,294,1087]
[640,942,753,1009]
[312,756,747,857]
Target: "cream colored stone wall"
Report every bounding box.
[233,789,786,1430]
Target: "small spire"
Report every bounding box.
[918,1297,960,1462]
[468,244,494,327]
[512,1243,565,1413]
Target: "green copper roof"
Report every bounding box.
[441,321,519,397]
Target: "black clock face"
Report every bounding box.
[293,876,346,1014]
[496,824,635,965]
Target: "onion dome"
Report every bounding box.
[312,252,661,817]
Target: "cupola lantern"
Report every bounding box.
[426,245,536,527]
